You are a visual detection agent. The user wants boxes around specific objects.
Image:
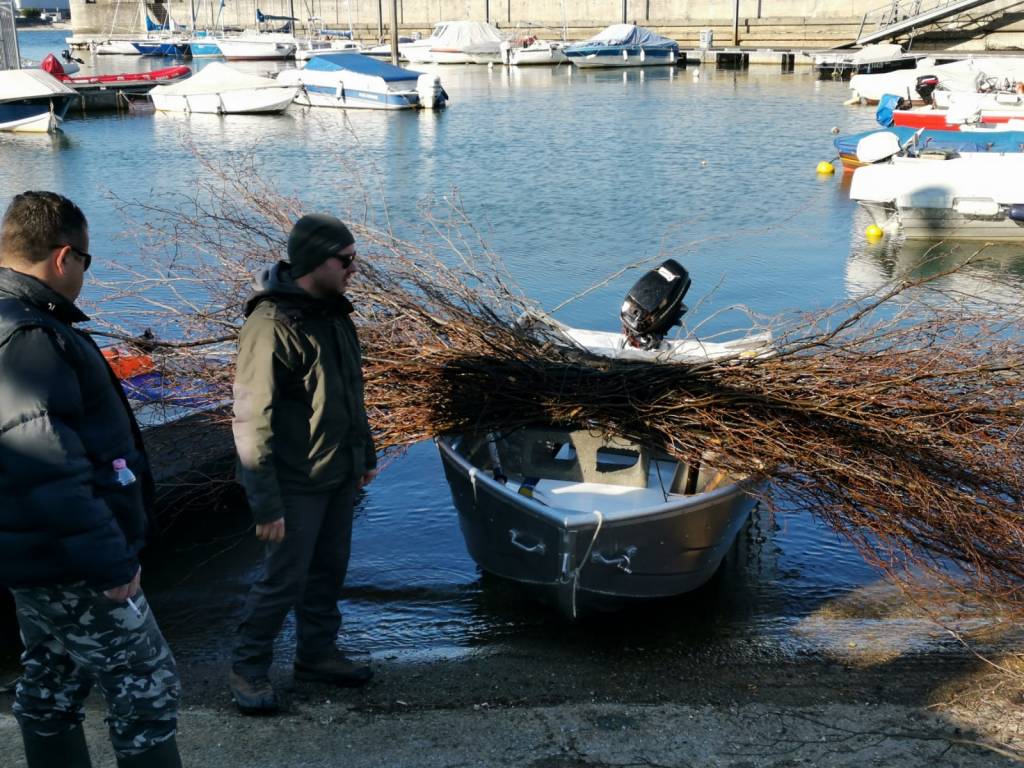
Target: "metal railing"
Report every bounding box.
[0,0,21,70]
[856,0,997,43]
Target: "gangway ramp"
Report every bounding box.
[0,0,20,70]
[856,0,1003,45]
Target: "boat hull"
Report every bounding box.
[566,46,677,68]
[0,95,74,132]
[95,40,142,55]
[861,201,1024,240]
[509,44,568,66]
[437,435,759,617]
[217,40,296,60]
[188,41,223,58]
[151,87,296,114]
[292,83,418,109]
[405,47,499,64]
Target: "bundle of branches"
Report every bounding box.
[103,144,1024,613]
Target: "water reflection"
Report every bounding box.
[845,209,1024,303]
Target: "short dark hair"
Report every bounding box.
[0,191,87,265]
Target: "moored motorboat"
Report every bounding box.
[0,69,76,133]
[364,35,421,59]
[95,40,142,55]
[564,24,678,69]
[294,38,361,61]
[402,20,504,64]
[217,32,297,61]
[149,62,297,114]
[850,152,1024,240]
[437,261,770,617]
[833,126,1024,170]
[885,90,1024,130]
[41,53,191,92]
[814,43,924,80]
[278,52,446,110]
[847,57,983,105]
[502,36,568,66]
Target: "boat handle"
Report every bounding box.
[591,546,638,574]
[509,529,546,555]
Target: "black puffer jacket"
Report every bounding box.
[0,267,154,590]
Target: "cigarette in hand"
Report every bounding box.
[126,597,143,617]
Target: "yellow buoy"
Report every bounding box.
[816,161,835,175]
[865,224,884,241]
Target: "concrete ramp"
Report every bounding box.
[856,0,1003,45]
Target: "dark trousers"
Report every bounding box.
[232,482,358,677]
[12,584,179,758]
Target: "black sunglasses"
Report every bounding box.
[52,243,92,272]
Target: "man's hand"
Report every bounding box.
[358,469,380,489]
[104,565,141,602]
[256,517,285,543]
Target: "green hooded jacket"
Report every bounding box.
[232,262,377,524]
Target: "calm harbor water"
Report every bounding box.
[4,30,1024,666]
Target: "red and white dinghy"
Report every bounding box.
[41,54,191,90]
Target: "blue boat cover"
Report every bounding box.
[122,371,219,408]
[835,126,1024,157]
[303,53,422,81]
[875,93,906,127]
[566,24,678,52]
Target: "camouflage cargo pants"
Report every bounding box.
[11,583,180,758]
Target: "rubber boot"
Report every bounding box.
[115,735,183,768]
[21,724,93,768]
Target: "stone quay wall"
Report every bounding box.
[69,0,1024,51]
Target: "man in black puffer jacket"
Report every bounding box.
[0,192,181,768]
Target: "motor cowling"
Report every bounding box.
[915,74,939,103]
[620,259,691,349]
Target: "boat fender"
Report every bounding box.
[1009,204,1024,222]
[622,48,628,61]
[640,48,645,62]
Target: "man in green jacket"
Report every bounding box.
[229,214,378,715]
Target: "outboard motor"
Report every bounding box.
[915,74,939,103]
[620,259,691,349]
[1008,204,1024,223]
[416,73,448,110]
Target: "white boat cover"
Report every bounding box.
[850,43,903,64]
[579,24,676,47]
[429,21,502,49]
[152,62,281,95]
[0,69,75,100]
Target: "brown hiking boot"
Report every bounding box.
[294,651,373,687]
[228,670,279,715]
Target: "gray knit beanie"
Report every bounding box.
[287,213,355,278]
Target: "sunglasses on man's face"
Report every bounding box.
[52,243,92,272]
[335,250,356,269]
